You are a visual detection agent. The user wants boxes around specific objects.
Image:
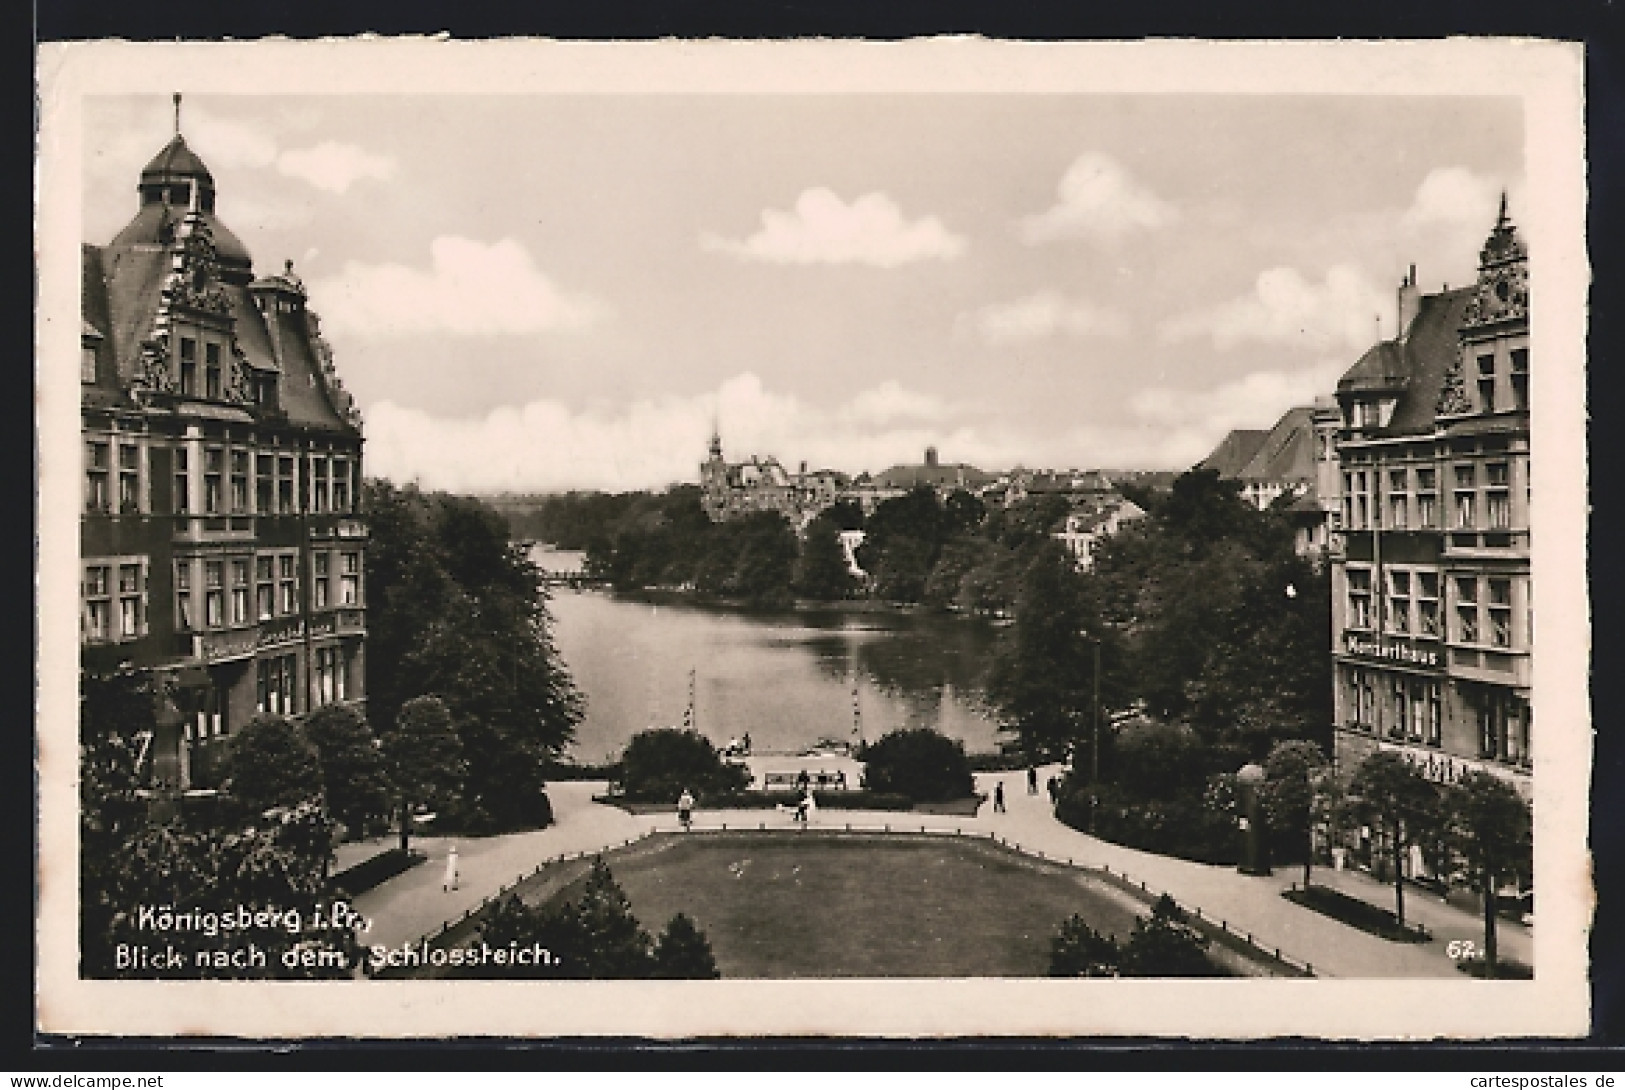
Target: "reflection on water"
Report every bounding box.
[546,582,1006,764]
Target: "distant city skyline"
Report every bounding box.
[83,92,1524,493]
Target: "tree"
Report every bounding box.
[1346,751,1442,929]
[1443,771,1532,971]
[618,728,750,803]
[652,912,720,978]
[1261,740,1331,890]
[560,859,655,978]
[1048,914,1120,977]
[795,513,858,600]
[303,704,392,840]
[225,714,324,817]
[382,695,466,852]
[986,541,1104,762]
[1118,895,1222,977]
[857,728,974,802]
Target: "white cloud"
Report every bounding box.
[1021,153,1178,244]
[840,380,951,426]
[1122,360,1347,468]
[957,290,1129,344]
[186,106,279,170]
[702,188,966,267]
[276,141,397,194]
[1401,167,1505,231]
[1160,264,1389,351]
[309,236,607,337]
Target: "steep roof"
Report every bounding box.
[1238,405,1316,485]
[1198,429,1269,478]
[873,461,993,490]
[1336,287,1474,437]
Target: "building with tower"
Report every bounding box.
[1329,199,1532,844]
[699,430,849,529]
[80,101,368,791]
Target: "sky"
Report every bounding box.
[82,93,1525,494]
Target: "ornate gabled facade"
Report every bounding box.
[699,431,849,529]
[82,116,368,792]
[1329,200,1531,860]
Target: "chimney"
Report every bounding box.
[925,446,939,468]
[800,460,808,476]
[1397,264,1420,341]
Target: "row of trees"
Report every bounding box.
[1049,895,1227,977]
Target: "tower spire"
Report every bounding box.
[1496,189,1509,227]
[173,92,182,136]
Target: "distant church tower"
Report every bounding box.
[701,426,729,520]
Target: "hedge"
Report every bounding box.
[332,847,425,898]
[1055,785,1239,865]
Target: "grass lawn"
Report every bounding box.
[538,831,1146,978]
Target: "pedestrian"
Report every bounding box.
[742,732,752,754]
[803,787,818,824]
[993,781,1006,813]
[677,788,695,831]
[1027,765,1039,795]
[1046,776,1059,805]
[796,768,811,794]
[835,769,847,790]
[443,843,460,892]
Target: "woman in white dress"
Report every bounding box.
[443,843,460,891]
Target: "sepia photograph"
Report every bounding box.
[35,37,1590,1039]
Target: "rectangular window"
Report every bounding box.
[1347,568,1372,630]
[316,646,336,707]
[1476,353,1496,413]
[204,447,224,515]
[173,448,190,515]
[255,454,274,513]
[1408,680,1427,742]
[230,450,249,513]
[230,560,249,625]
[205,343,221,400]
[1427,684,1442,747]
[313,551,330,610]
[82,345,97,384]
[1417,571,1441,638]
[1456,576,1480,644]
[175,560,192,631]
[85,440,110,513]
[179,337,197,396]
[256,556,275,621]
[332,458,350,513]
[117,563,144,638]
[1511,347,1529,410]
[312,456,330,514]
[1453,465,1476,529]
[257,655,298,716]
[1416,468,1437,529]
[205,561,224,628]
[340,551,361,606]
[1387,469,1408,529]
[278,456,295,514]
[1359,671,1375,731]
[278,554,297,614]
[82,564,111,641]
[1386,569,1411,634]
[1390,679,1408,740]
[1341,472,1354,530]
[1486,462,1511,530]
[1488,578,1513,648]
[118,445,141,514]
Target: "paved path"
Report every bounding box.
[351,769,1529,977]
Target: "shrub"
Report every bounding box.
[224,714,323,817]
[1049,914,1120,977]
[332,847,424,899]
[652,913,720,979]
[618,729,751,804]
[1119,896,1225,977]
[1056,782,1238,865]
[857,728,975,803]
[1112,720,1211,802]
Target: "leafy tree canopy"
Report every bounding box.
[858,728,974,802]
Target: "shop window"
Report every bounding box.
[82,564,111,641]
[1390,679,1408,740]
[1386,569,1411,634]
[315,646,345,707]
[85,440,110,513]
[1426,683,1442,747]
[256,655,297,716]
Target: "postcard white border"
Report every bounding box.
[36,36,1591,1039]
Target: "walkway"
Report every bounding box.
[350,769,1529,978]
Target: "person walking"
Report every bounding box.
[677,788,695,831]
[1027,765,1039,795]
[796,768,811,793]
[443,843,460,892]
[1046,775,1059,805]
[993,781,1006,813]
